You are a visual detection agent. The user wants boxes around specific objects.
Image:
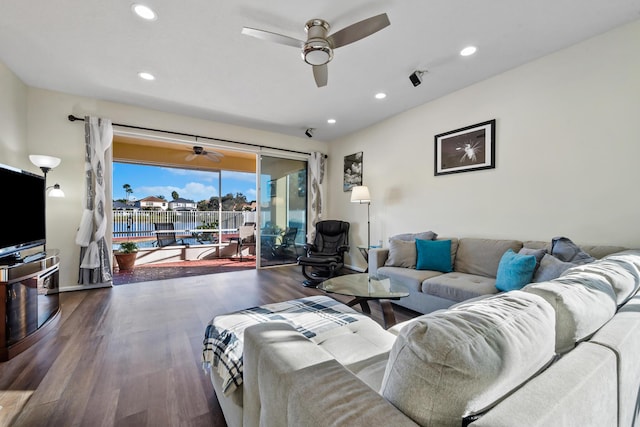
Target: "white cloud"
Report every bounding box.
[136,182,218,202]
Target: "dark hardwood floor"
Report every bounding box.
[0,266,419,427]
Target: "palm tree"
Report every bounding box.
[123,184,133,203]
[171,190,179,201]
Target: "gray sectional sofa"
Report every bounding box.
[228,249,640,427]
[368,235,627,314]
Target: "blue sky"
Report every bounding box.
[113,162,257,203]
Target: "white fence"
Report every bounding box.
[113,210,257,238]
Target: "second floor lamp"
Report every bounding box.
[350,185,371,251]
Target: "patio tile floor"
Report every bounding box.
[112,256,257,285]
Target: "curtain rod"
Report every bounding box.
[67,115,325,158]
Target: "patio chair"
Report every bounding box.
[154,223,185,248]
[233,224,256,261]
[271,227,299,262]
[297,220,350,287]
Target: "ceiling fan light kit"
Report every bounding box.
[242,13,390,88]
[303,19,333,65]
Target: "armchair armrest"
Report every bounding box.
[369,248,390,276]
[338,244,350,254]
[288,361,419,427]
[243,322,417,427]
[243,322,334,427]
[303,242,318,255]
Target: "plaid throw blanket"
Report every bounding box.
[202,295,362,395]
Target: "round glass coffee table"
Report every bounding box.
[317,273,409,328]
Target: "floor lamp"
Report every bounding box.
[30,155,65,252]
[350,185,371,251]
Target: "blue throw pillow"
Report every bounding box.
[415,239,452,272]
[495,249,537,292]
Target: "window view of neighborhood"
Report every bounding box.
[113,162,256,212]
[112,162,257,248]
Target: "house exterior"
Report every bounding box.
[169,197,197,211]
[113,200,139,211]
[138,196,168,211]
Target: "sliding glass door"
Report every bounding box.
[258,156,307,267]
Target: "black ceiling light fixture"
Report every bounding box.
[409,70,427,87]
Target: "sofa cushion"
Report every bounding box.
[390,231,438,242]
[378,266,443,293]
[532,254,576,282]
[564,257,640,307]
[470,342,617,427]
[384,239,417,268]
[423,273,499,302]
[454,238,523,278]
[523,263,617,354]
[380,291,556,426]
[415,239,453,272]
[523,241,627,260]
[495,249,537,292]
[589,299,640,427]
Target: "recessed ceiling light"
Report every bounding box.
[132,4,157,21]
[460,46,477,57]
[327,119,336,124]
[138,71,155,81]
[375,92,387,99]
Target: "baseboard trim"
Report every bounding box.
[59,282,113,292]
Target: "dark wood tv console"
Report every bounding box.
[0,250,61,361]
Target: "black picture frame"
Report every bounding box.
[434,119,496,176]
[343,151,363,191]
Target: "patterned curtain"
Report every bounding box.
[76,116,113,285]
[307,152,326,242]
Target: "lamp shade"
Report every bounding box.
[29,154,61,169]
[350,185,370,203]
[47,184,65,198]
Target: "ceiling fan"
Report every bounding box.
[185,146,224,162]
[241,12,390,87]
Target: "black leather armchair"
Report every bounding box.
[297,220,350,287]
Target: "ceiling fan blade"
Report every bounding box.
[185,153,197,161]
[313,64,328,87]
[205,152,223,162]
[328,13,390,49]
[241,27,304,48]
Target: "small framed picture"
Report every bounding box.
[434,119,496,176]
[343,151,363,191]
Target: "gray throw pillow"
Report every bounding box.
[384,239,417,268]
[551,237,596,265]
[389,231,438,242]
[519,247,546,272]
[533,254,577,282]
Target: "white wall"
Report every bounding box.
[329,20,640,271]
[0,85,328,290]
[0,62,28,168]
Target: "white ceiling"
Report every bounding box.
[1,1,638,142]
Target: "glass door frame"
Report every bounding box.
[256,153,309,268]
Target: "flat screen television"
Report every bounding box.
[0,163,46,262]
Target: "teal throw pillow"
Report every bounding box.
[415,239,452,272]
[495,249,537,292]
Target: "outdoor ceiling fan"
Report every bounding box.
[241,12,390,87]
[185,146,224,162]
